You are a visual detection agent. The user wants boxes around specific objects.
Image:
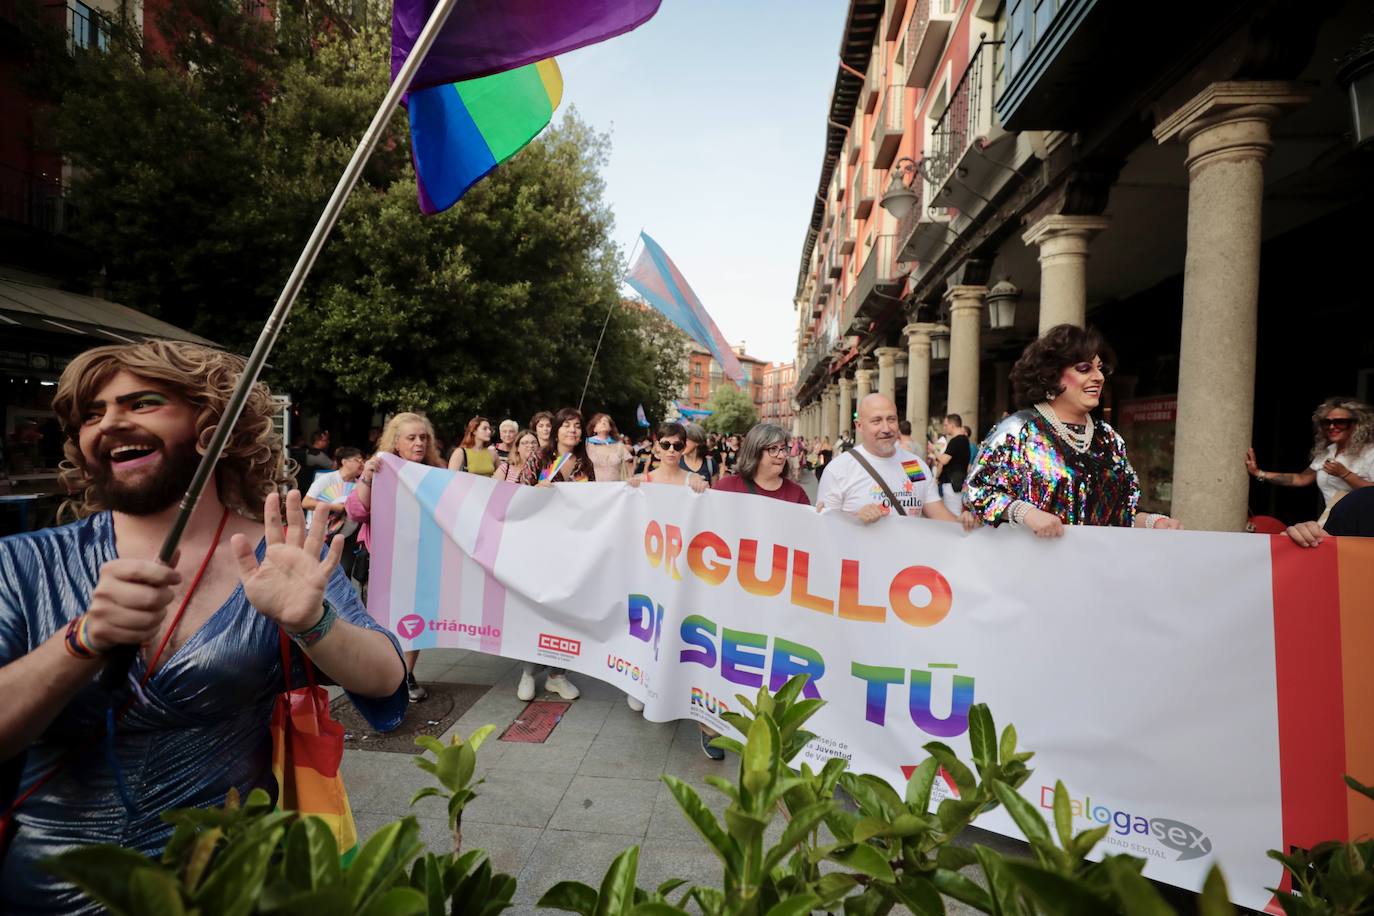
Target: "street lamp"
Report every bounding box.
[985,278,1021,330]
[930,327,950,360]
[879,157,919,220]
[1338,34,1374,149]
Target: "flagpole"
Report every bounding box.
[99,0,463,692]
[577,230,645,414]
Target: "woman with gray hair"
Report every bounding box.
[714,423,811,505]
[679,422,719,484]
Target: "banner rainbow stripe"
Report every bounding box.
[408,59,563,214]
[1268,535,1374,910]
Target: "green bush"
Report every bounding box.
[43,679,1372,915]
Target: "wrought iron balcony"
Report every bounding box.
[904,0,957,89]
[0,164,71,234]
[842,234,902,336]
[925,38,1003,191]
[870,88,905,169]
[852,166,877,219]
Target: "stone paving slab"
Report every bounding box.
[547,775,660,836]
[463,769,575,829]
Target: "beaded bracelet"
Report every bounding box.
[64,614,101,660]
[1007,500,1032,526]
[287,601,338,649]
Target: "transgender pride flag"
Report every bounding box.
[627,231,745,383]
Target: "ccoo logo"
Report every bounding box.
[539,633,581,655]
[397,614,426,639]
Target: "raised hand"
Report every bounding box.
[1244,448,1261,478]
[232,490,344,632]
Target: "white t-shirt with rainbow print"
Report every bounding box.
[815,444,939,517]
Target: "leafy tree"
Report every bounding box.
[702,385,758,435]
[37,0,678,437]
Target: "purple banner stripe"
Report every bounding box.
[366,456,401,628]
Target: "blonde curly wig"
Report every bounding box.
[1310,397,1374,463]
[51,340,287,520]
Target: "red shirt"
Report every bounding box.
[713,474,811,505]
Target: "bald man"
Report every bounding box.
[815,394,958,525]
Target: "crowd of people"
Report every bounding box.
[0,327,1370,912]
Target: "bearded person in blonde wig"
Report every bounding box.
[0,340,406,914]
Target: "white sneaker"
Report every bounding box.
[517,669,536,701]
[626,695,645,712]
[544,674,580,700]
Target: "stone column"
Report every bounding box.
[1154,81,1308,531]
[838,377,855,439]
[820,385,838,443]
[875,347,902,403]
[1021,215,1110,333]
[854,366,874,401]
[904,322,937,442]
[944,285,987,434]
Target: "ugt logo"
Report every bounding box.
[397,614,426,639]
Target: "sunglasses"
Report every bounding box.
[657,439,684,452]
[1320,418,1354,429]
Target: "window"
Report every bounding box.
[70,1,109,51]
[693,362,704,378]
[693,382,702,398]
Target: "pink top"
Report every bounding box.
[586,441,631,482]
[345,486,374,550]
[712,473,811,505]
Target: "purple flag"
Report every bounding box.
[392,0,662,92]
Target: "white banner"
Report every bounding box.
[367,455,1371,911]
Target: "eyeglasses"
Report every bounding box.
[763,445,788,457]
[1320,418,1354,430]
[657,440,684,452]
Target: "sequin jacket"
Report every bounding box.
[0,513,408,914]
[964,409,1141,528]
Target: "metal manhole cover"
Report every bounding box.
[331,682,490,754]
[500,701,571,743]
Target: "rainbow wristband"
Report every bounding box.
[64,615,100,660]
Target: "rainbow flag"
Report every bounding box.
[408,59,563,214]
[901,459,927,482]
[392,0,661,92]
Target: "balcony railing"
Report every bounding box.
[67,1,109,52]
[851,166,877,219]
[904,0,957,89]
[826,244,842,279]
[838,206,855,255]
[847,114,862,164]
[0,164,71,233]
[926,38,1003,190]
[870,88,904,169]
[842,234,902,336]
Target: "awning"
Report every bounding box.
[0,278,216,347]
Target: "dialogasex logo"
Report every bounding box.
[397,614,426,639]
[539,633,581,655]
[1040,786,1213,861]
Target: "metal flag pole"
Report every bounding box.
[577,230,644,413]
[100,0,463,691]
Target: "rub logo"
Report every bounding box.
[538,633,581,656]
[689,687,730,717]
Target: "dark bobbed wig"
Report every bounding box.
[1009,324,1116,409]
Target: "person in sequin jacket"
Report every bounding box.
[963,325,1183,537]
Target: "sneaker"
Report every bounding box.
[406,672,428,703]
[626,695,645,712]
[517,668,536,701]
[700,728,725,761]
[544,674,581,700]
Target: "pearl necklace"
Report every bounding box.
[1035,402,1093,454]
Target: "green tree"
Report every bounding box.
[38,0,675,436]
[702,385,758,435]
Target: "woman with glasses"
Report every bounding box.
[497,429,539,483]
[714,423,811,505]
[1246,397,1374,520]
[964,324,1182,536]
[679,422,718,484]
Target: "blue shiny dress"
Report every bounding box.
[0,512,407,914]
